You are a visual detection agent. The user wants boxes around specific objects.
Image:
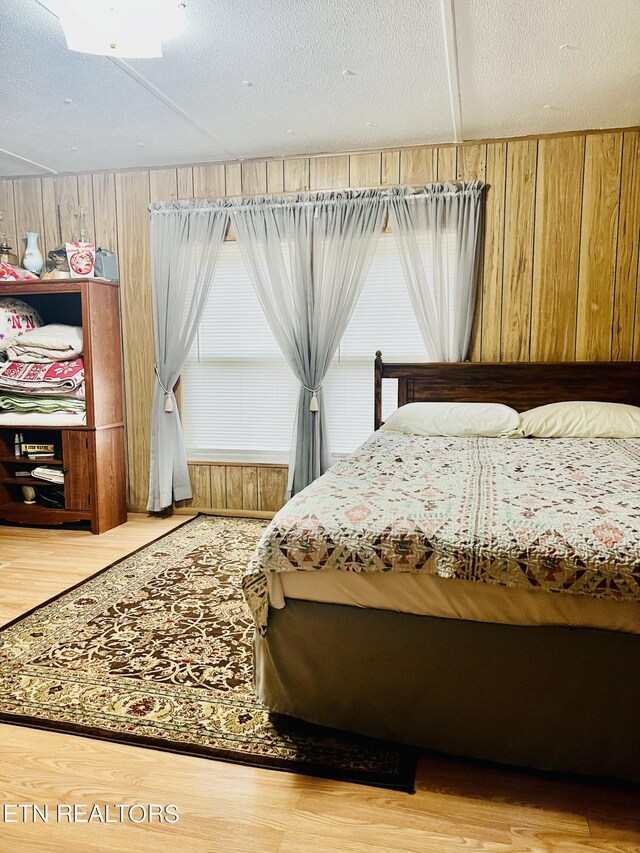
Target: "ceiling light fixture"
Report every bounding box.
[54,0,186,59]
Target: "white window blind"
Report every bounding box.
[182,233,428,462]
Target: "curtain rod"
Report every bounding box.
[149,181,484,214]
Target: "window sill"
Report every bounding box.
[187,451,350,468]
[187,449,289,466]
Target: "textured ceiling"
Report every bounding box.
[0,0,638,177]
[456,0,640,140]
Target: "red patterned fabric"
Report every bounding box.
[0,358,84,395]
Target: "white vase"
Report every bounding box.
[22,231,43,275]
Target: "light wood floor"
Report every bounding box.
[0,514,638,853]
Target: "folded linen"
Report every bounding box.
[0,324,83,363]
[31,466,65,485]
[0,411,85,426]
[0,382,85,401]
[0,359,84,395]
[0,393,86,415]
[4,381,86,400]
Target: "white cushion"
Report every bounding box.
[0,297,42,346]
[381,402,521,437]
[520,401,640,438]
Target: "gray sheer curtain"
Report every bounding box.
[386,182,485,361]
[147,200,228,512]
[230,191,385,498]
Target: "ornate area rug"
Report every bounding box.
[0,515,416,791]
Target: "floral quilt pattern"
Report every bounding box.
[244,434,640,633]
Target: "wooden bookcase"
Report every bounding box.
[0,278,127,534]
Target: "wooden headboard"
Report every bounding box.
[373,351,640,430]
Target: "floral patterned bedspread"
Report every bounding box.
[243,433,640,633]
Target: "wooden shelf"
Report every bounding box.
[2,477,63,485]
[0,278,118,296]
[0,423,87,431]
[0,456,64,465]
[0,501,89,525]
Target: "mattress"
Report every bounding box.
[245,433,640,634]
[267,571,640,634]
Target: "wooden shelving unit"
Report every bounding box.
[0,278,127,533]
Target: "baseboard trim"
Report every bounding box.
[125,506,276,520]
[174,507,275,520]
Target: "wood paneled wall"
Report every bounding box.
[1,127,638,512]
[176,463,288,518]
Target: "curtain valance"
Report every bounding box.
[386,181,484,201]
[148,183,484,213]
[227,188,386,211]
[149,199,229,214]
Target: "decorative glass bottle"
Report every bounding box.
[72,208,91,243]
[0,210,18,265]
[22,232,44,276]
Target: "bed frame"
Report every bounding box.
[255,356,640,783]
[374,351,640,429]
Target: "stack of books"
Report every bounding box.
[21,442,58,461]
[22,442,55,454]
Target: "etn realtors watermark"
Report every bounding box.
[1,803,179,823]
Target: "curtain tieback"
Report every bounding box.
[154,363,174,413]
[302,383,321,413]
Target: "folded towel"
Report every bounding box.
[0,359,84,395]
[0,393,86,414]
[0,324,83,363]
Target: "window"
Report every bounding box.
[181,233,427,462]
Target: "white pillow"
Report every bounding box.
[381,402,521,437]
[520,401,640,438]
[0,297,42,345]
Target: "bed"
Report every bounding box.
[245,356,640,782]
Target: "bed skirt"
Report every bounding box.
[254,600,640,783]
